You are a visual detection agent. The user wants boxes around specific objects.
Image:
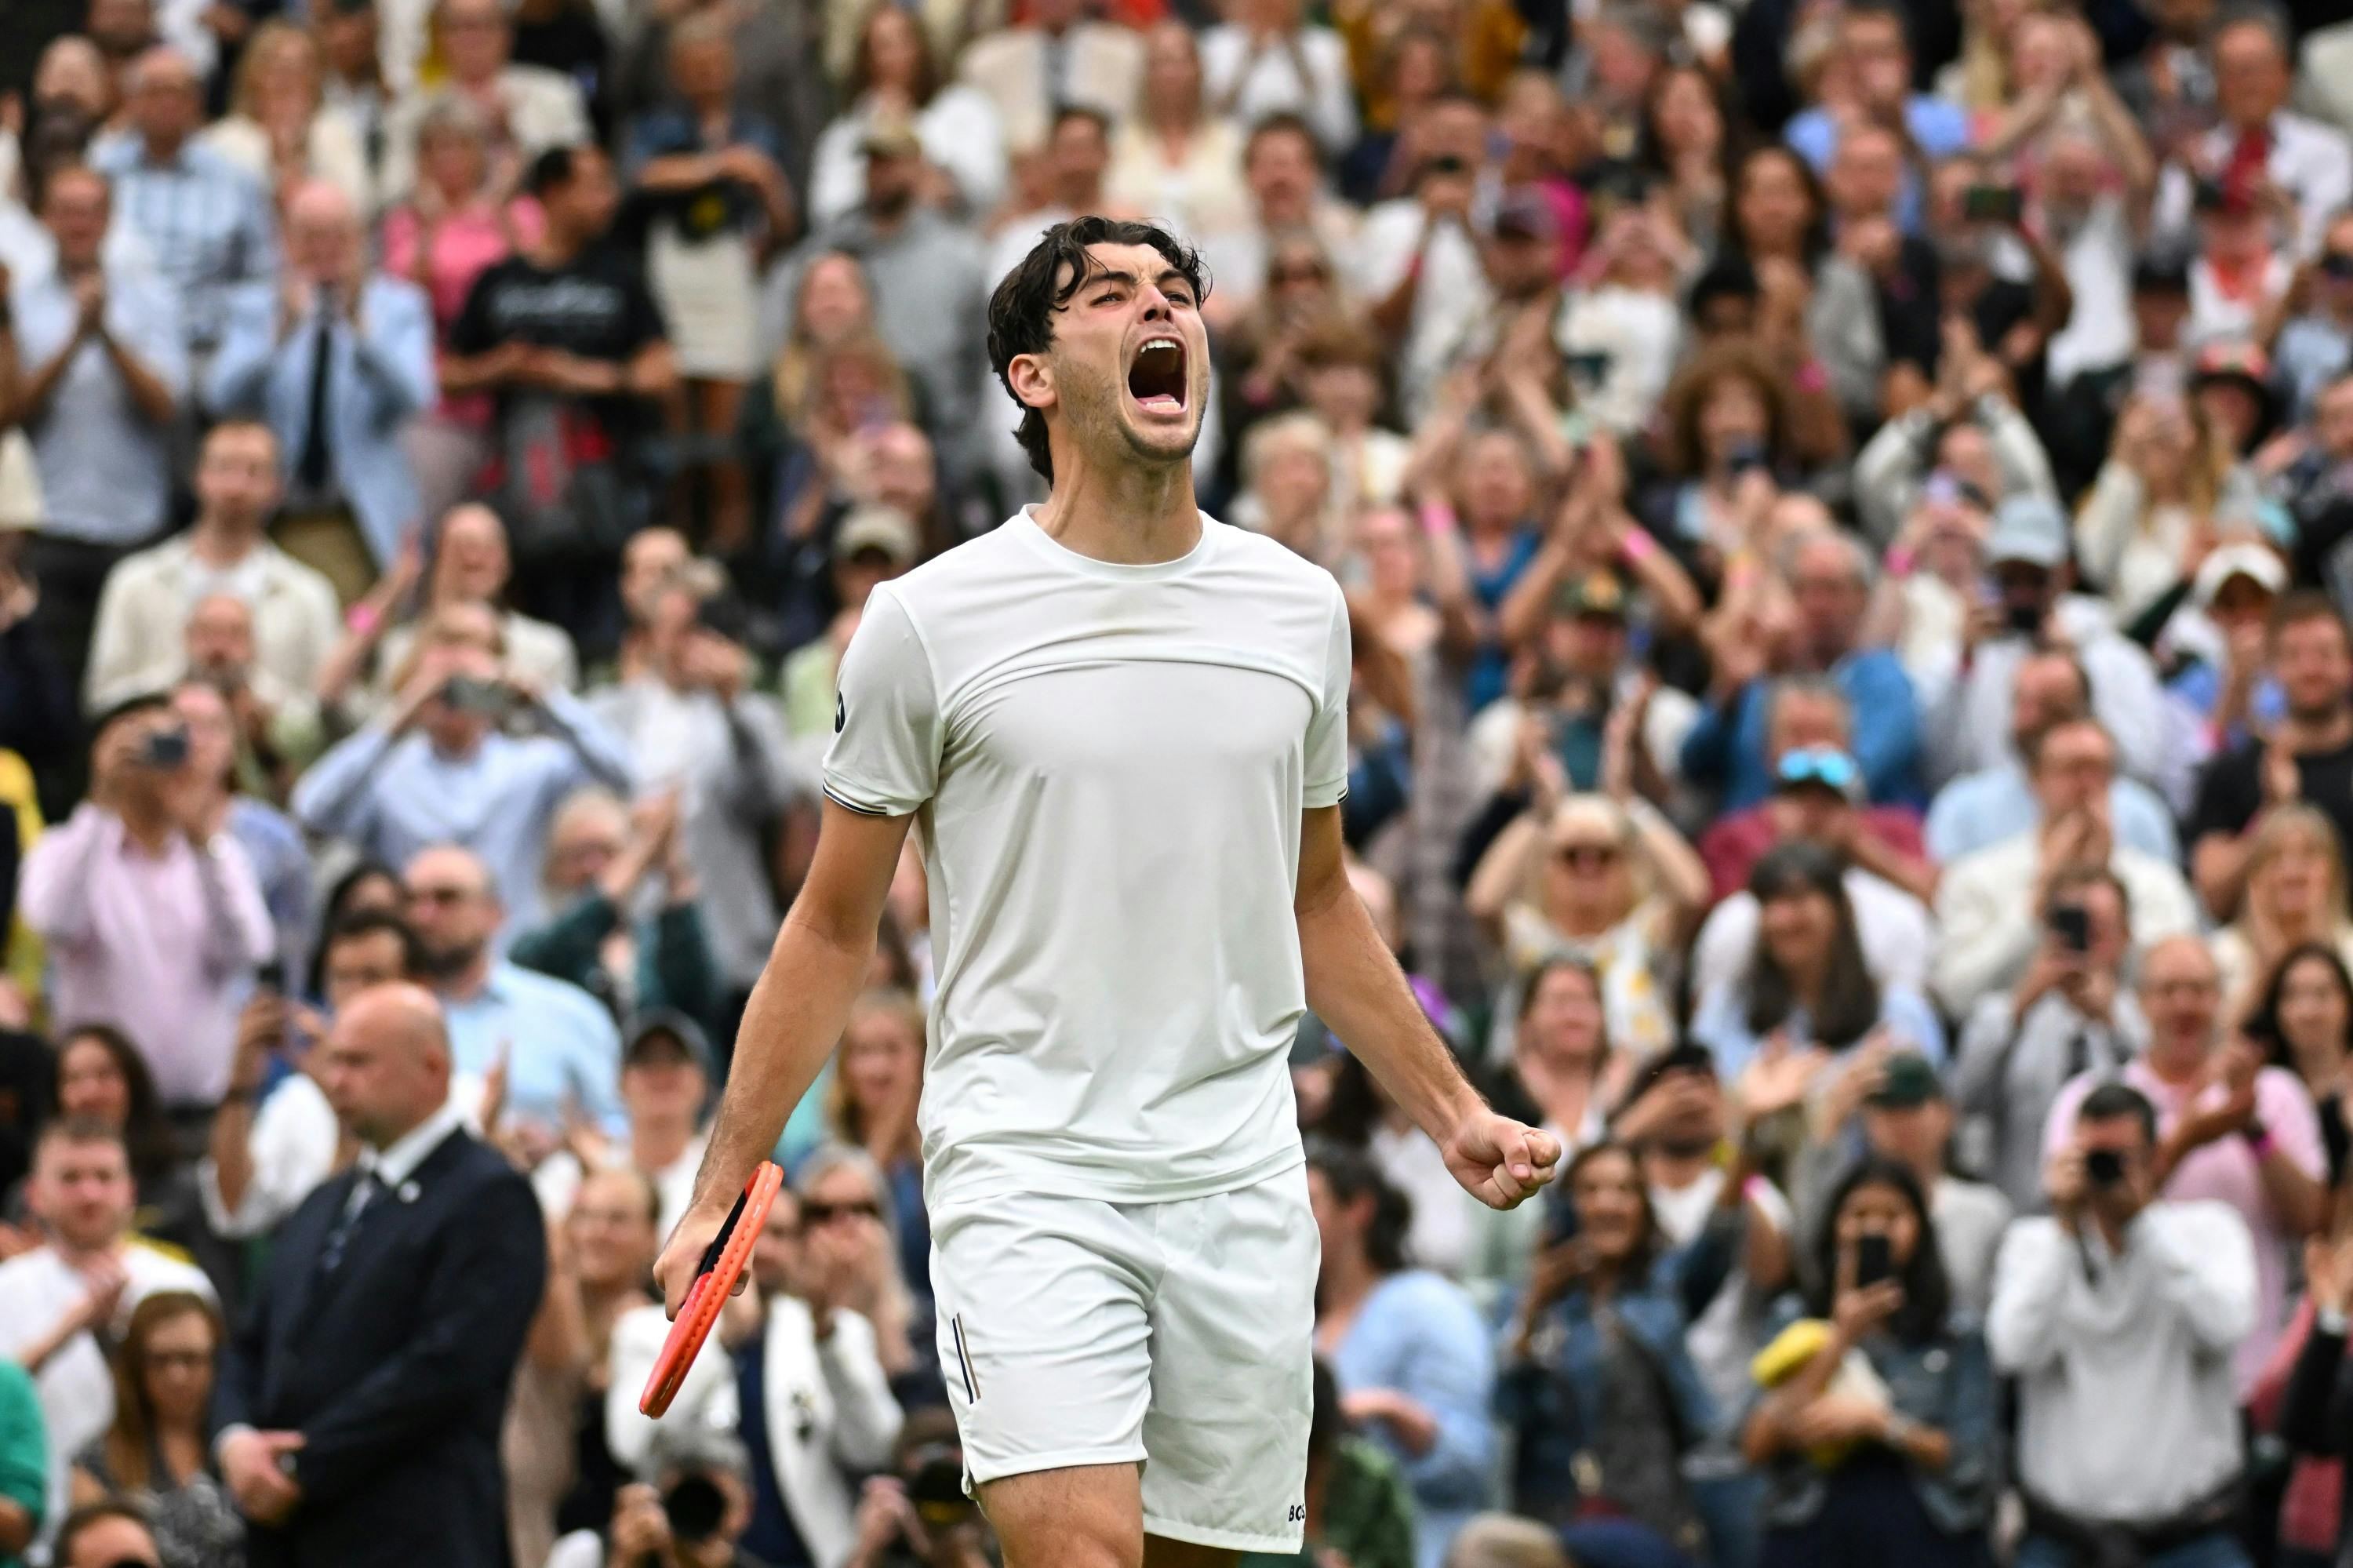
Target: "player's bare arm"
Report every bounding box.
[653,799,912,1313]
[1293,802,1561,1209]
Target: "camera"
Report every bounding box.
[2085,1148,2128,1188]
[439,675,509,716]
[661,1474,728,1545]
[1962,184,2022,224]
[140,725,191,769]
[2048,904,2091,954]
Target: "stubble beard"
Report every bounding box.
[1058,362,1202,478]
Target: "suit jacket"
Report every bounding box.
[206,271,438,567]
[216,1127,547,1568]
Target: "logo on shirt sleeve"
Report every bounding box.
[835,692,846,733]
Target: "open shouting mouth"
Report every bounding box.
[1127,335,1188,417]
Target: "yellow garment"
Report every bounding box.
[0,749,45,1013]
[1751,1318,1892,1470]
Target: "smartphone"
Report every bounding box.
[140,726,191,769]
[1854,1233,1896,1290]
[1725,438,1769,476]
[254,959,287,994]
[2084,1148,2127,1187]
[1962,184,2022,224]
[2049,903,2091,953]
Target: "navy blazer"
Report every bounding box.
[216,1126,547,1568]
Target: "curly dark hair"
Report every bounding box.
[985,216,1211,484]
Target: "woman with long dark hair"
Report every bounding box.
[1497,1141,1715,1559]
[1691,842,1945,1081]
[1307,1142,1493,1568]
[70,1291,242,1568]
[2246,941,2353,1190]
[1743,1158,1995,1567]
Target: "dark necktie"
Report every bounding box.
[318,1167,380,1275]
[297,314,336,492]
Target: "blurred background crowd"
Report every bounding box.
[4,0,2353,1562]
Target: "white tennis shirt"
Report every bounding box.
[823,509,1351,1207]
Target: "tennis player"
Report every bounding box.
[656,216,1559,1568]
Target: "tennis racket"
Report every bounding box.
[639,1161,784,1417]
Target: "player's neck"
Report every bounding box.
[1034,451,1202,565]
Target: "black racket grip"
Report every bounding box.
[694,1184,752,1279]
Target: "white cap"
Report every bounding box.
[2191,540,2287,608]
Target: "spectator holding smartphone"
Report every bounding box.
[1991,1082,2257,1566]
[1744,1158,1996,1568]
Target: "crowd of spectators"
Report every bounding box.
[2,0,2353,1563]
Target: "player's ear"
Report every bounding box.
[1006,351,1056,414]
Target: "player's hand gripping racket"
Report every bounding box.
[640,1162,784,1417]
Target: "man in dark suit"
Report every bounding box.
[213,984,547,1568]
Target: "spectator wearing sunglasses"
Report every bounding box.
[1697,683,1934,906]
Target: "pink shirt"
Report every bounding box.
[2046,1058,2325,1395]
[19,806,274,1105]
[381,197,545,422]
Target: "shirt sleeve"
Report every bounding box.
[822,586,940,817]
[1304,584,1351,809]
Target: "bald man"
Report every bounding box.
[214,984,546,1568]
[207,178,436,597]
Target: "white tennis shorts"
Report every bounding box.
[927,1163,1318,1552]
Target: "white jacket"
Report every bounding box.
[606,1297,903,1568]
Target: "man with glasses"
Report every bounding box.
[1935,716,2200,1015]
[2045,934,2326,1395]
[399,842,624,1139]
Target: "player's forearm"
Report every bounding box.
[686,912,878,1214]
[1297,882,1480,1142]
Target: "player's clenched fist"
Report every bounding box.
[1442,1110,1562,1210]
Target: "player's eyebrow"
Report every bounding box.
[1082,267,1195,297]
